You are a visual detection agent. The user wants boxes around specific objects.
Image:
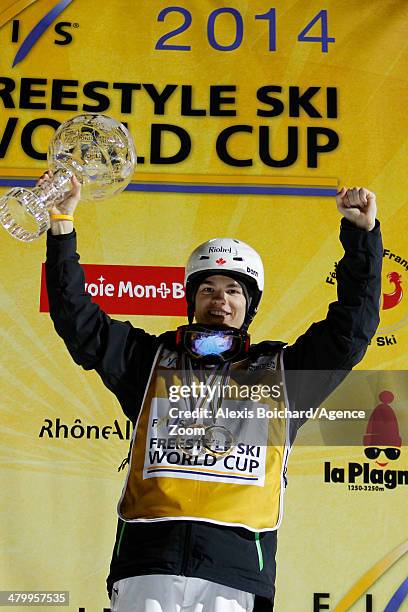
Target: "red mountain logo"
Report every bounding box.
[215,257,226,265]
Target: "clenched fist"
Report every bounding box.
[336,187,377,231]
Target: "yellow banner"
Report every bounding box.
[0,1,407,610]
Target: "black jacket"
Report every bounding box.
[45,219,382,610]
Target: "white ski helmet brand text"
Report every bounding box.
[208,246,232,253]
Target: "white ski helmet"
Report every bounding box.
[185,237,264,329]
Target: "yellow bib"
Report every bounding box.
[118,346,291,532]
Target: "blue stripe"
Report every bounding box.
[0,179,336,197]
[384,578,408,611]
[13,0,74,67]
[0,179,36,187]
[148,468,258,481]
[127,184,336,196]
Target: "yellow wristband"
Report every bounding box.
[50,214,74,222]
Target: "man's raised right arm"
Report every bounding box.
[44,173,157,417]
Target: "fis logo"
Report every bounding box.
[313,539,408,611]
[2,0,76,67]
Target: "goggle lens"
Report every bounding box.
[177,325,249,362]
[191,331,234,357]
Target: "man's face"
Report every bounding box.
[194,275,247,329]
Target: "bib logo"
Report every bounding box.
[324,390,407,491]
[1,0,76,68]
[325,247,408,347]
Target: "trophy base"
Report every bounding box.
[0,188,50,242]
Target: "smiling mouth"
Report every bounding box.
[375,461,388,467]
[208,310,231,317]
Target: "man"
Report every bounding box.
[43,172,382,611]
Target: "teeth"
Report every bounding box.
[209,310,230,316]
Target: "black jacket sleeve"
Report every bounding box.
[283,217,382,371]
[281,218,383,433]
[45,229,159,421]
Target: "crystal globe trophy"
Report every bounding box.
[0,113,136,242]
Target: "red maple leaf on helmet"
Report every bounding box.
[216,257,226,265]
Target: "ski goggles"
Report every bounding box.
[176,325,250,362]
[364,447,401,460]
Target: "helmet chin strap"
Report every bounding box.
[187,302,195,325]
[241,319,250,332]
